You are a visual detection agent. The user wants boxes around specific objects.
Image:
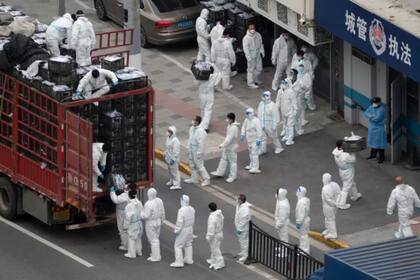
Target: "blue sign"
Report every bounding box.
[315,0,420,83]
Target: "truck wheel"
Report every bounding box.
[95,0,108,21]
[0,177,17,220]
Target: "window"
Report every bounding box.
[258,0,268,13]
[277,2,288,23]
[150,0,197,13]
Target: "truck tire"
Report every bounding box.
[0,177,17,220]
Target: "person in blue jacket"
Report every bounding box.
[364,97,387,164]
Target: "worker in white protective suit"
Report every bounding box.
[165,126,181,190]
[277,75,298,146]
[123,189,143,259]
[210,30,236,90]
[197,69,221,131]
[196,9,211,61]
[243,24,264,89]
[92,142,110,192]
[206,202,225,270]
[294,63,312,135]
[235,194,252,263]
[295,186,311,254]
[387,176,420,239]
[271,33,296,91]
[241,108,263,174]
[274,188,290,243]
[141,188,165,262]
[321,173,341,239]
[211,113,240,183]
[170,195,196,268]
[70,10,96,66]
[76,69,118,101]
[210,19,225,44]
[257,91,283,155]
[333,140,362,210]
[45,13,76,57]
[290,50,312,73]
[184,116,211,186]
[110,175,130,250]
[301,45,318,111]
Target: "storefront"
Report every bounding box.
[315,0,420,166]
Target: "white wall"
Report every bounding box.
[275,0,314,19]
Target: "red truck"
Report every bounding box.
[0,29,154,229]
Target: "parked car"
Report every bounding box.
[94,0,201,48]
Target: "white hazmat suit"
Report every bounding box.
[243,30,264,88]
[321,173,341,239]
[212,121,240,182]
[211,37,236,90]
[210,22,224,44]
[257,91,283,154]
[332,147,362,209]
[171,195,196,268]
[271,34,295,91]
[241,108,263,173]
[196,9,211,61]
[77,69,118,100]
[45,13,74,57]
[277,80,297,146]
[296,186,311,254]
[206,209,225,270]
[141,188,165,262]
[110,174,129,250]
[92,142,107,192]
[165,126,181,190]
[235,201,252,262]
[294,65,312,135]
[71,16,96,66]
[198,71,221,130]
[185,123,210,186]
[274,188,290,243]
[123,196,143,258]
[387,184,420,239]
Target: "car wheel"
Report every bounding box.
[0,177,17,220]
[141,26,150,48]
[95,0,108,21]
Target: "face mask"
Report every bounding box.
[250,29,256,34]
[373,103,379,108]
[166,131,171,137]
[298,68,304,75]
[226,118,231,123]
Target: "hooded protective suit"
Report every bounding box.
[206,209,225,270]
[257,91,283,154]
[243,30,264,87]
[198,71,221,130]
[196,9,211,61]
[165,126,181,190]
[45,13,74,56]
[271,34,296,91]
[171,195,196,267]
[92,142,107,192]
[213,121,240,181]
[277,80,297,145]
[211,37,236,90]
[235,201,252,262]
[70,16,96,66]
[141,188,165,262]
[321,173,341,239]
[294,64,312,135]
[363,104,387,149]
[274,188,290,243]
[185,123,210,185]
[296,186,311,254]
[210,22,224,44]
[332,147,361,209]
[110,174,129,249]
[241,108,263,173]
[123,197,143,258]
[387,184,420,239]
[302,46,319,75]
[77,69,118,99]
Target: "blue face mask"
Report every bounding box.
[298,68,304,75]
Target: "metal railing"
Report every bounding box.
[247,221,323,280]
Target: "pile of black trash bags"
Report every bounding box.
[0,33,49,71]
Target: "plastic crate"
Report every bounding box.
[49,85,73,102]
[236,12,256,30]
[49,71,77,86]
[101,55,124,72]
[191,60,213,81]
[110,139,122,151]
[48,56,75,75]
[108,151,123,164]
[208,5,225,25]
[342,137,366,153]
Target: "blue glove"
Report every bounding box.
[110,186,116,193]
[296,224,301,230]
[236,230,241,235]
[240,134,245,142]
[256,139,261,147]
[169,159,175,166]
[113,80,118,86]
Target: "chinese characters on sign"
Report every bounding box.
[345,9,412,67]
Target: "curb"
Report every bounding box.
[154,148,350,250]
